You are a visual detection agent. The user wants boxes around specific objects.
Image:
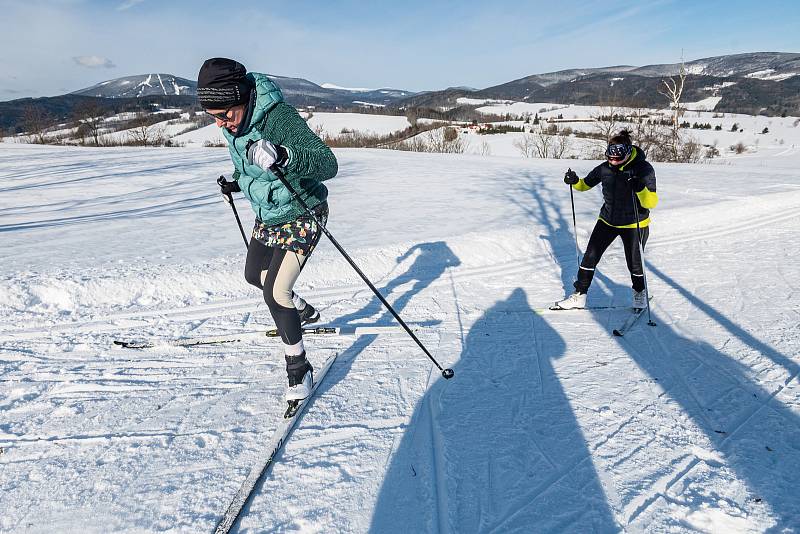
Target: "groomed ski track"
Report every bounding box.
[1,146,799,532]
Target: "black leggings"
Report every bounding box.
[244,240,317,345]
[574,220,649,294]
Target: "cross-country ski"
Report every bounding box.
[612,308,646,336]
[112,325,409,349]
[213,352,338,534]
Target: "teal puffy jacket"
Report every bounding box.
[222,73,337,226]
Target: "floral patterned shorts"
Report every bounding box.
[252,202,328,256]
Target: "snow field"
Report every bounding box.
[0,144,799,532]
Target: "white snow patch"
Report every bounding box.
[681,96,722,111]
[457,97,514,106]
[684,506,759,533]
[352,101,385,108]
[321,83,373,92]
[686,63,706,75]
[746,69,798,81]
[306,112,409,137]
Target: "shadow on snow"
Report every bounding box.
[605,267,799,529]
[370,288,621,533]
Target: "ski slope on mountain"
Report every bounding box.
[0,144,799,533]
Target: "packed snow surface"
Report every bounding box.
[0,143,799,533]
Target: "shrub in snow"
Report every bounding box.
[730,142,747,154]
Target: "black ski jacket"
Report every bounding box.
[575,146,658,227]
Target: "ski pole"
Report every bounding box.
[567,170,581,272]
[629,187,656,327]
[217,175,249,249]
[269,164,454,379]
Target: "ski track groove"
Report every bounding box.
[625,453,696,525]
[654,202,800,249]
[487,454,596,534]
[0,428,252,447]
[484,312,587,533]
[0,255,547,342]
[430,382,450,534]
[616,301,799,525]
[614,330,722,524]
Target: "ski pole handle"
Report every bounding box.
[216,176,233,205]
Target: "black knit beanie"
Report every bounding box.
[197,58,251,108]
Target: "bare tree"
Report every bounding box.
[513,132,537,157]
[74,99,106,146]
[21,105,53,144]
[126,113,165,146]
[405,109,418,128]
[394,126,468,154]
[592,104,623,143]
[628,107,666,158]
[513,125,571,159]
[552,132,571,159]
[659,62,687,162]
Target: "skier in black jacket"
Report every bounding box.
[554,130,659,310]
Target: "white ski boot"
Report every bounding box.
[553,292,587,310]
[285,353,313,403]
[632,289,647,309]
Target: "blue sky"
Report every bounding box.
[1,0,798,100]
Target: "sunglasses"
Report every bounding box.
[205,107,234,122]
[605,143,631,160]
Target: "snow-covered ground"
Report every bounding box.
[305,112,411,138]
[1,143,799,533]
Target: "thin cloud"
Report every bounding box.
[73,56,116,69]
[117,0,145,10]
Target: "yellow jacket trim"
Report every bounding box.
[618,147,638,171]
[599,216,651,229]
[572,178,592,191]
[636,187,659,209]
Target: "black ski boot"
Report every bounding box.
[284,353,313,418]
[298,303,320,326]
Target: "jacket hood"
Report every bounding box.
[243,72,284,132]
[220,73,284,141]
[617,145,647,170]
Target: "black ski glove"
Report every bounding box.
[217,175,241,195]
[564,169,579,185]
[626,174,646,192]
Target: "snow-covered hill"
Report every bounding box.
[0,144,799,532]
[71,74,196,98]
[69,73,415,108]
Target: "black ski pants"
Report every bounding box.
[574,220,649,294]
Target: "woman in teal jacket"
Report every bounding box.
[198,58,337,405]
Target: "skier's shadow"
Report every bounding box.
[590,271,800,530]
[313,241,456,397]
[370,288,621,533]
[333,241,460,326]
[503,169,605,299]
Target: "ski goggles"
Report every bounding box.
[605,143,632,160]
